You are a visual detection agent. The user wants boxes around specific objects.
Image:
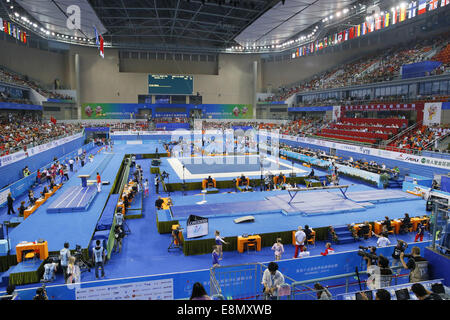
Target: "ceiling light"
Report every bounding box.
[336,11,341,17]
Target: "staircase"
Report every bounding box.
[331,225,355,244]
[387,178,403,189]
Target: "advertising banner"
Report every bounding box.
[82,103,140,120]
[423,102,442,125]
[332,105,341,121]
[201,104,253,119]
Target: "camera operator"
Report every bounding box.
[155,196,164,210]
[400,246,429,283]
[391,240,408,268]
[42,258,58,282]
[59,242,71,283]
[359,246,378,266]
[114,210,124,227]
[364,254,393,290]
[113,225,125,253]
[33,285,48,300]
[0,285,17,300]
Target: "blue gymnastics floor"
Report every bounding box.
[6,152,124,252]
[0,147,433,294]
[47,186,97,213]
[168,183,427,241]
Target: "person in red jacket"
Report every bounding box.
[321,242,335,256]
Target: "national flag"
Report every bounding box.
[94,26,100,48]
[392,8,398,24]
[399,6,407,21]
[23,32,27,43]
[323,37,328,47]
[0,18,2,32]
[384,12,390,27]
[99,34,104,58]
[328,35,332,45]
[429,0,438,9]
[367,18,375,32]
[375,16,382,30]
[408,1,417,19]
[362,22,367,35]
[344,29,349,41]
[349,26,355,39]
[3,20,6,33]
[418,0,427,14]
[357,24,361,37]
[337,32,343,43]
[302,46,306,56]
[296,48,299,57]
[442,0,450,7]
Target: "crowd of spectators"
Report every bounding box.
[389,124,450,151]
[265,34,450,103]
[0,66,73,101]
[0,112,82,157]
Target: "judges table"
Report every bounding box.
[237,235,261,253]
[15,241,49,263]
[374,220,402,234]
[411,217,429,231]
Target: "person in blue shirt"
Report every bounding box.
[92,240,106,279]
[414,221,426,242]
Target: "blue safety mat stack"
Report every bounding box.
[96,194,120,231]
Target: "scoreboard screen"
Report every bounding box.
[148,74,193,95]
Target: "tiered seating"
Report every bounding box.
[317,118,407,145]
[0,115,82,156]
[432,43,450,65]
[388,124,449,151]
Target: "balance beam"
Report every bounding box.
[286,184,351,204]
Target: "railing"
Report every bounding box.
[289,265,409,300]
[384,121,422,146]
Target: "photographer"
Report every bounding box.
[365,254,393,290]
[400,246,429,283]
[391,240,408,268]
[33,285,48,300]
[59,242,71,282]
[113,225,125,253]
[359,246,378,266]
[155,196,164,210]
[262,262,285,300]
[0,285,17,300]
[42,258,58,282]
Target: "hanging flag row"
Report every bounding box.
[0,18,27,44]
[292,0,449,59]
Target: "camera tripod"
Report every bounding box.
[168,233,183,251]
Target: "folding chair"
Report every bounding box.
[244,239,257,253]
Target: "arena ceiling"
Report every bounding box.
[5,0,379,52]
